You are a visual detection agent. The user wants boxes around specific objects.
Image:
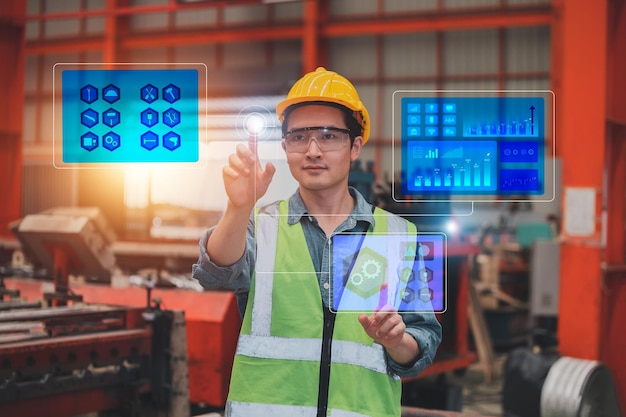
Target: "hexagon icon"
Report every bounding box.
[162,108,180,127]
[102,132,121,151]
[399,266,415,283]
[102,84,120,103]
[346,247,386,298]
[80,85,98,104]
[102,108,120,128]
[162,84,180,103]
[141,84,158,104]
[418,267,434,283]
[80,108,99,128]
[80,132,98,151]
[418,287,434,303]
[141,108,158,128]
[141,131,159,150]
[400,287,415,304]
[163,131,181,151]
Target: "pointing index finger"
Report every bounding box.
[376,282,389,311]
[248,133,258,155]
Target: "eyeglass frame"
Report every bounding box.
[282,126,353,153]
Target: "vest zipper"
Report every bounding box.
[317,306,336,417]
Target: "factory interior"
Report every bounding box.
[1,0,625,416]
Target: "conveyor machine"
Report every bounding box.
[1,209,189,417]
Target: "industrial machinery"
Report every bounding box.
[2,205,479,414]
[1,209,190,417]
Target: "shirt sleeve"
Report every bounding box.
[385,238,443,378]
[385,311,442,378]
[191,215,256,293]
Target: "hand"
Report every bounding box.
[222,134,276,210]
[358,305,406,350]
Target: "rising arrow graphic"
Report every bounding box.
[529,105,535,135]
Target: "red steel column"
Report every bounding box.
[557,0,607,361]
[602,0,626,410]
[302,0,320,73]
[104,0,118,64]
[0,0,26,237]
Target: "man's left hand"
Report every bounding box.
[358,306,405,349]
[358,306,420,366]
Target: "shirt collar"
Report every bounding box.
[287,187,375,228]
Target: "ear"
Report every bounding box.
[281,140,286,152]
[350,136,363,162]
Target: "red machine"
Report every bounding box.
[1,210,193,417]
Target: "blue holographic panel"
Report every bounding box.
[401,96,545,196]
[62,69,199,163]
[330,233,445,313]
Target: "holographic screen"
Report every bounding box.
[394,91,555,202]
[329,232,446,314]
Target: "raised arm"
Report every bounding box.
[207,135,276,266]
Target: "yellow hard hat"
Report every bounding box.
[276,67,371,144]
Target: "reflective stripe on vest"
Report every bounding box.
[235,334,389,375]
[249,204,279,337]
[227,401,371,417]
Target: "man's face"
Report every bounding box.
[282,104,362,192]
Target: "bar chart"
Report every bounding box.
[406,141,497,193]
[398,95,549,197]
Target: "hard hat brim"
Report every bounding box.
[276,97,370,144]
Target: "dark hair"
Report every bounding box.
[281,101,363,145]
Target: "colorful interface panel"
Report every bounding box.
[330,233,446,313]
[400,96,548,198]
[62,69,199,163]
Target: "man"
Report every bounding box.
[192,67,441,417]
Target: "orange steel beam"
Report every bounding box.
[601,1,626,411]
[607,0,626,126]
[26,37,104,55]
[103,0,118,64]
[24,0,262,20]
[121,25,303,49]
[0,0,25,238]
[605,126,626,264]
[602,122,626,413]
[549,0,563,160]
[321,9,553,37]
[25,8,552,55]
[316,0,330,70]
[302,0,319,73]
[116,0,132,62]
[605,0,626,265]
[557,0,607,362]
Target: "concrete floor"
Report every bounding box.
[452,354,507,417]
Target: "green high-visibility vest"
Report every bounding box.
[226,200,417,417]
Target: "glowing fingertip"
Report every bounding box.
[245,113,265,135]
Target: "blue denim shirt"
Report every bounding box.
[192,187,442,378]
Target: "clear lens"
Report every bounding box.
[284,127,350,153]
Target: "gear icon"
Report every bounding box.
[350,272,364,287]
[361,259,382,280]
[346,247,386,298]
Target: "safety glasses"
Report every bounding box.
[283,126,351,153]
